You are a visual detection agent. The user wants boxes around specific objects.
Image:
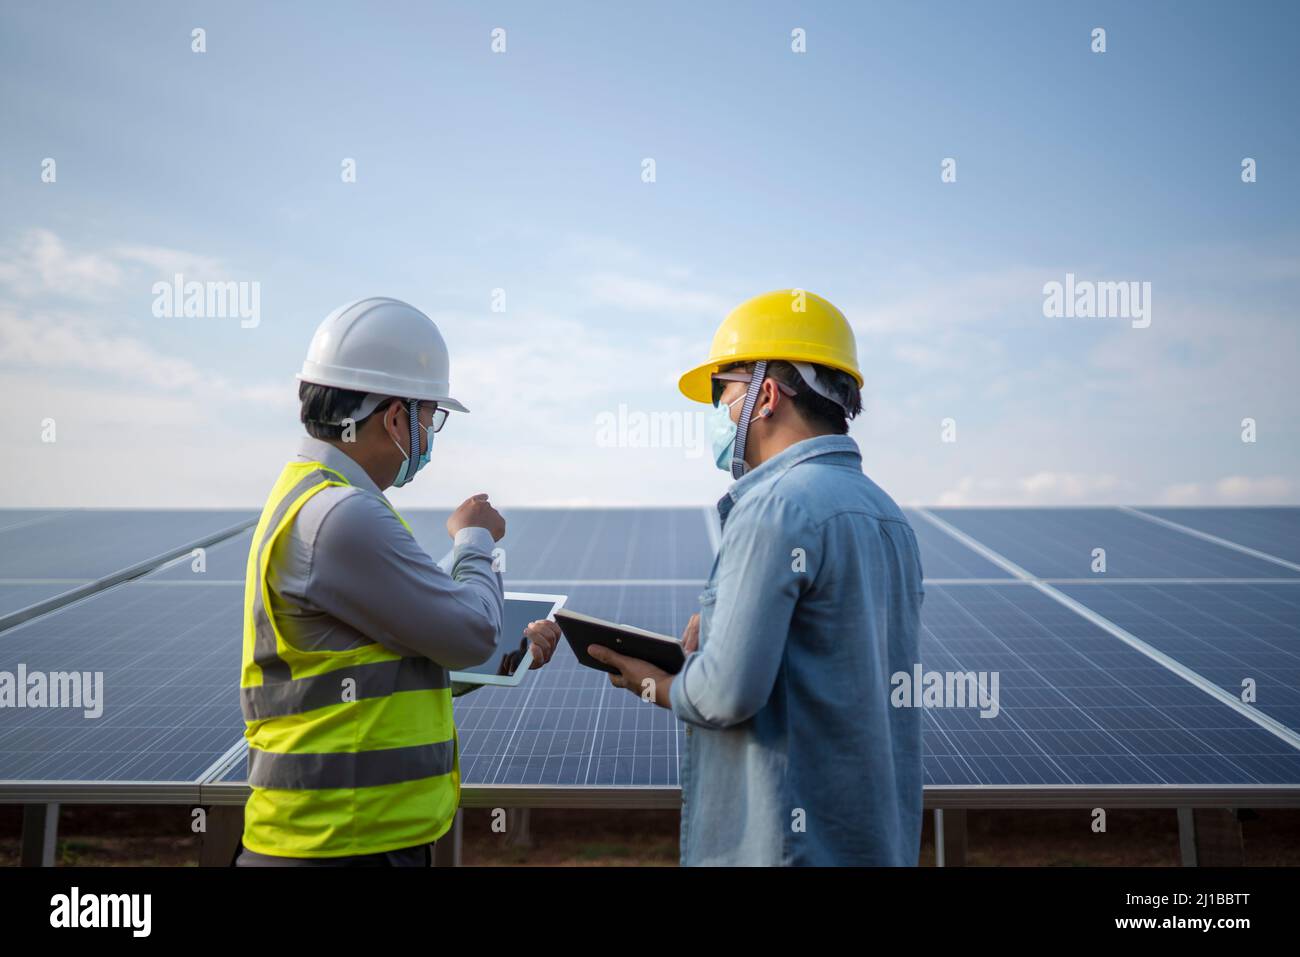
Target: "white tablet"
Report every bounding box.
[449,591,566,687]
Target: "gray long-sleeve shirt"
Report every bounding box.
[263,436,504,672]
[236,436,501,865]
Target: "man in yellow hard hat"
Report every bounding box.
[590,288,925,866]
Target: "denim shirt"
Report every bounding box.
[669,434,925,865]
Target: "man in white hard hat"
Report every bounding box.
[233,296,560,867]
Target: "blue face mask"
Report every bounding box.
[707,394,746,472]
[390,403,434,487]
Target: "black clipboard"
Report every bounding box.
[555,608,686,675]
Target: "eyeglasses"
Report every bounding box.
[710,371,800,407]
[426,406,449,433]
[393,400,448,433]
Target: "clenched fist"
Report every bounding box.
[447,493,505,542]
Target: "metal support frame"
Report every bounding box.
[504,807,532,848]
[0,784,1286,867]
[21,803,59,867]
[432,809,463,867]
[1177,807,1245,867]
[6,781,1298,810]
[934,808,967,867]
[198,804,245,867]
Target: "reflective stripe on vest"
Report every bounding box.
[249,739,456,790]
[239,459,460,858]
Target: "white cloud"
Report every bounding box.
[1156,475,1296,505]
[0,308,289,405]
[112,243,226,277]
[0,228,237,301]
[0,307,207,390]
[936,471,1131,506]
[0,229,122,299]
[583,273,732,317]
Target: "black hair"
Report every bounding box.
[298,382,393,441]
[722,360,862,435]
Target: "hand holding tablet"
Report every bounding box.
[554,608,686,675]
[449,592,566,687]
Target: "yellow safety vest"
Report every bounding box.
[239,459,459,857]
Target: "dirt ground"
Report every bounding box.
[1,804,1298,866]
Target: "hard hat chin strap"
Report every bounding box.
[404,399,421,459]
[730,359,768,480]
[385,398,422,459]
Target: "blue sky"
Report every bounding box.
[1,1,1297,508]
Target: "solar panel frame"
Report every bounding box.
[1134,506,1300,568]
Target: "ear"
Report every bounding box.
[379,398,404,436]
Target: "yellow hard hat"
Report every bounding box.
[678,289,863,404]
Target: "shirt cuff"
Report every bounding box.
[669,651,707,725]
[452,525,496,557]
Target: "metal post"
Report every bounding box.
[199,805,245,867]
[934,808,967,867]
[21,803,59,867]
[1178,807,1244,867]
[1177,807,1197,866]
[504,807,532,848]
[432,808,463,867]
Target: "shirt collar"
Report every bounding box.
[297,435,383,497]
[716,433,861,524]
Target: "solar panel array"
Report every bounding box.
[929,507,1297,580]
[0,509,254,619]
[1,504,1298,799]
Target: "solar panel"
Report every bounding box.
[903,508,1012,579]
[0,510,254,581]
[0,510,67,533]
[920,585,1300,785]
[0,583,90,617]
[454,583,701,787]
[479,508,714,582]
[1141,507,1300,567]
[151,507,715,584]
[1056,583,1300,736]
[150,531,251,581]
[0,509,255,621]
[928,507,1298,580]
[219,579,1300,790]
[0,582,243,781]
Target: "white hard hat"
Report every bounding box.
[296,297,468,413]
